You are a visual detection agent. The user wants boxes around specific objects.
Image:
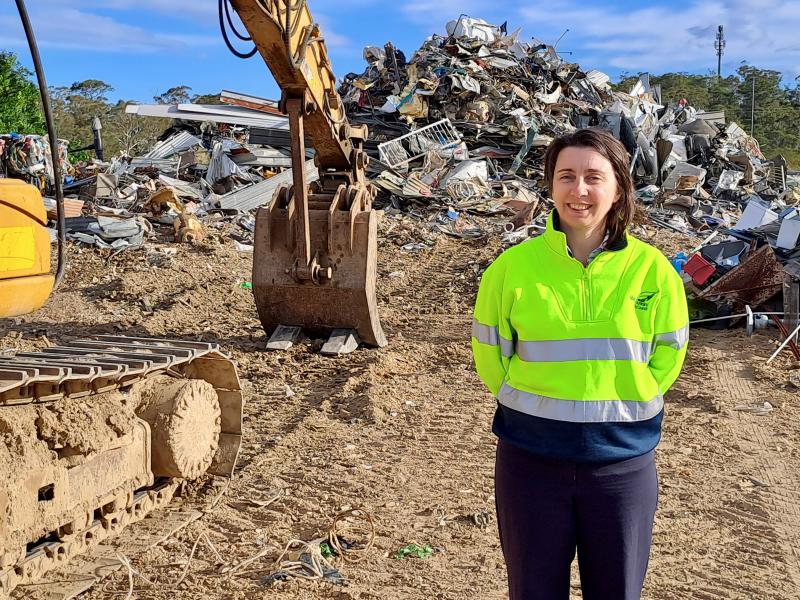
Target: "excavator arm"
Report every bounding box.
[229,0,357,169]
[227,0,386,347]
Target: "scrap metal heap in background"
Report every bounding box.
[2,15,798,330]
[337,16,799,326]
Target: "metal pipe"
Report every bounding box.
[689,230,719,254]
[767,320,800,365]
[14,0,66,289]
[750,73,756,136]
[690,312,785,325]
[770,315,800,361]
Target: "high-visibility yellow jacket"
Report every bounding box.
[472,210,689,462]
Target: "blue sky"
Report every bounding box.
[1,0,799,103]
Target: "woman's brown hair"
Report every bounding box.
[543,128,636,248]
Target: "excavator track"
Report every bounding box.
[2,480,180,596]
[0,336,243,598]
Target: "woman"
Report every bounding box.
[472,128,688,600]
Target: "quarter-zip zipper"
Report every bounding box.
[566,242,603,321]
[578,255,604,321]
[570,260,592,321]
[583,270,592,320]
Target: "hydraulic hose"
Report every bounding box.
[219,0,258,58]
[14,0,66,289]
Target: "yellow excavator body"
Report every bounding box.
[0,179,55,318]
[0,179,245,595]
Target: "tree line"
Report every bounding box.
[0,51,216,160]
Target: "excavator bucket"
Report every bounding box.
[252,195,387,348]
[0,179,55,317]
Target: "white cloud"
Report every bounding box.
[401,0,501,28]
[315,13,352,49]
[396,0,800,79]
[97,0,217,20]
[517,0,800,79]
[0,7,215,53]
[1,1,356,55]
[4,0,799,82]
[26,0,217,22]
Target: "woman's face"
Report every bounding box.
[551,146,619,234]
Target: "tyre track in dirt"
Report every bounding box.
[708,343,800,595]
[152,236,509,600]
[311,238,507,599]
[644,333,800,599]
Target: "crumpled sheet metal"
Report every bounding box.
[0,133,70,191]
[696,244,785,315]
[373,171,433,198]
[65,215,147,250]
[338,11,788,230]
[338,14,614,177]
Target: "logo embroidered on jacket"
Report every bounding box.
[634,292,657,311]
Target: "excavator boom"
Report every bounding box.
[228,0,353,169]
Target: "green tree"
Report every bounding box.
[105,100,166,157]
[0,51,44,134]
[735,66,799,149]
[154,85,192,105]
[51,79,114,158]
[153,86,221,105]
[191,92,221,104]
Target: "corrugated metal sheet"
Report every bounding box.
[128,157,179,173]
[373,170,433,198]
[176,104,289,129]
[218,160,318,212]
[126,103,289,129]
[158,175,204,199]
[143,131,202,159]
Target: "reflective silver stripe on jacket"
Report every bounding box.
[472,320,499,345]
[653,324,690,351]
[497,383,664,423]
[515,338,652,363]
[472,319,514,358]
[475,321,688,362]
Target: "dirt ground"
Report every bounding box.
[3,216,800,599]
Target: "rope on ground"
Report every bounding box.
[118,554,134,600]
[102,553,155,597]
[272,538,332,580]
[219,546,272,578]
[328,507,376,563]
[206,478,232,512]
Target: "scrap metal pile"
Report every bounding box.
[0,93,310,255]
[1,15,798,327]
[0,133,69,193]
[338,15,799,323]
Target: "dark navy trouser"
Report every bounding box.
[494,439,658,600]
